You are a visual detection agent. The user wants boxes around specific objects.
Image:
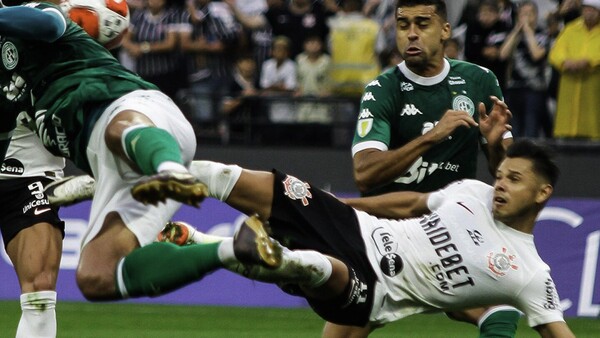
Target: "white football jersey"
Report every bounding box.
[0,112,64,180]
[357,179,564,327]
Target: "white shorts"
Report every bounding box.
[81,90,197,247]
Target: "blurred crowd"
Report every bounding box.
[114,0,600,144]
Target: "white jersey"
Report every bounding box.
[0,112,64,180]
[357,179,564,327]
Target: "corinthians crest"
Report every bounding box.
[282,175,312,206]
[487,247,519,276]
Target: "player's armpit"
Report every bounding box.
[534,321,575,338]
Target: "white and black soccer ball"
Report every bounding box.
[61,0,130,49]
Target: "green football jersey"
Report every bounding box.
[352,59,503,195]
[0,2,157,172]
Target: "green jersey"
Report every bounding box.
[0,2,157,172]
[351,59,503,195]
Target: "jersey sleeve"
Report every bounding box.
[478,65,504,108]
[427,179,493,211]
[514,270,566,327]
[0,4,66,42]
[351,73,397,156]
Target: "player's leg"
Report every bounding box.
[447,306,520,338]
[188,160,275,219]
[101,90,206,206]
[6,222,62,338]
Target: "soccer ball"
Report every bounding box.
[62,0,130,50]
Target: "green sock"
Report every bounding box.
[479,309,520,338]
[124,126,183,175]
[119,242,222,298]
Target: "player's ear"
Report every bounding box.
[441,22,451,41]
[535,183,553,205]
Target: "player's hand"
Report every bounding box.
[426,110,478,143]
[479,96,512,146]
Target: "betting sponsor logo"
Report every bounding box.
[452,95,475,116]
[400,82,414,92]
[487,247,519,277]
[372,227,404,277]
[420,213,474,291]
[282,175,312,206]
[400,104,422,116]
[0,158,24,176]
[394,157,460,185]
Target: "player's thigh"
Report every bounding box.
[226,169,275,219]
[322,321,372,338]
[6,222,63,292]
[78,211,139,281]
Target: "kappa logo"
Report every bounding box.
[282,175,312,206]
[400,104,422,116]
[487,247,518,276]
[400,82,414,92]
[366,80,381,87]
[358,108,374,119]
[361,92,376,102]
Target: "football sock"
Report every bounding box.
[189,161,242,201]
[117,241,222,298]
[478,306,521,338]
[122,125,184,175]
[16,291,57,338]
[225,246,332,288]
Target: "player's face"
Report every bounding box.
[395,5,451,76]
[492,158,550,226]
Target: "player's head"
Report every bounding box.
[394,0,450,76]
[493,140,559,226]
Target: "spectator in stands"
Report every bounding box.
[260,35,297,94]
[223,0,273,80]
[498,0,517,27]
[224,0,334,59]
[121,0,184,100]
[443,37,462,59]
[221,55,261,143]
[295,34,333,124]
[464,0,511,91]
[362,0,398,65]
[554,0,583,24]
[499,1,551,138]
[179,0,241,123]
[328,0,381,97]
[549,0,600,140]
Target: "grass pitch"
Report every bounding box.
[0,301,598,337]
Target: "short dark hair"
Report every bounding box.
[506,140,560,186]
[396,0,447,20]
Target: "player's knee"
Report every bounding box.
[76,269,116,301]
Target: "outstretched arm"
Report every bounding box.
[341,191,430,219]
[0,5,66,42]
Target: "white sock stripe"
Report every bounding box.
[477,305,522,328]
[116,258,130,299]
[19,291,57,309]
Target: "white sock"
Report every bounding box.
[189,161,242,201]
[227,247,333,288]
[17,291,57,338]
[216,238,236,265]
[157,161,188,173]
